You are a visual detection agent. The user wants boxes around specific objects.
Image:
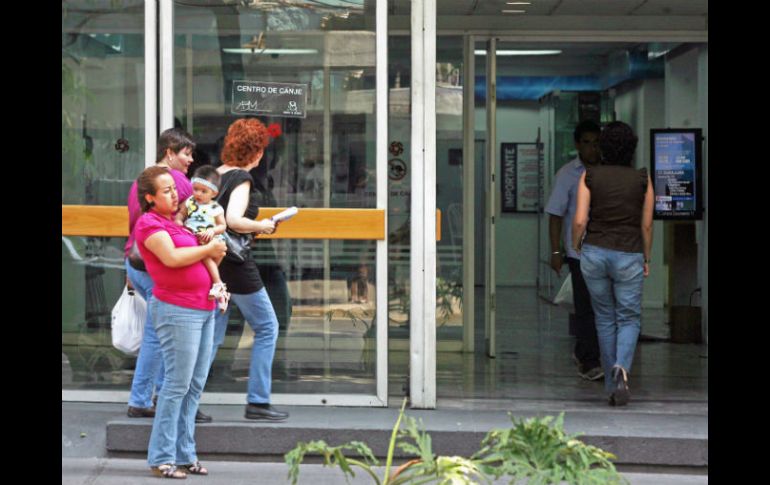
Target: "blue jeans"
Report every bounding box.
[211,288,278,404]
[147,299,214,467]
[579,244,644,394]
[125,259,164,409]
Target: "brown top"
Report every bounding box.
[583,165,648,254]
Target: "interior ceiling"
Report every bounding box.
[391,0,708,16]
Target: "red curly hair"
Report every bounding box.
[220,118,270,167]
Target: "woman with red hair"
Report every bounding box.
[210,118,289,421]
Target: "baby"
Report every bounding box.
[175,165,230,311]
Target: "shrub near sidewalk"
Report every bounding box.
[285,399,627,485]
[473,414,628,485]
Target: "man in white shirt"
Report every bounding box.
[545,120,603,381]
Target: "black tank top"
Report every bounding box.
[216,169,264,294]
[583,165,648,254]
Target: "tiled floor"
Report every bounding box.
[63,287,707,405]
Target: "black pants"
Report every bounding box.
[566,257,601,370]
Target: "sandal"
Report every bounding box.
[211,283,230,313]
[180,461,209,475]
[217,289,230,313]
[150,464,187,479]
[208,282,225,300]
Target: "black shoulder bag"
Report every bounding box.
[218,172,254,265]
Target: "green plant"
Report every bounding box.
[435,276,462,322]
[286,403,625,485]
[473,413,628,485]
[285,399,487,485]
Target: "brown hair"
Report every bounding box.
[156,127,196,163]
[137,166,171,213]
[220,118,270,167]
[600,121,638,167]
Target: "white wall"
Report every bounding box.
[697,46,708,345]
[664,46,702,311]
[475,101,541,286]
[614,78,667,308]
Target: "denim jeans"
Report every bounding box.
[211,288,278,404]
[147,299,214,467]
[125,259,164,409]
[579,244,644,394]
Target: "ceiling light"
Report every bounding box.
[223,48,319,55]
[502,10,526,13]
[506,2,532,4]
[474,50,562,56]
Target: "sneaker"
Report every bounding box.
[245,403,289,421]
[579,366,605,381]
[609,366,630,406]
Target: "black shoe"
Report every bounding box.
[195,409,213,423]
[609,366,630,406]
[245,403,289,421]
[579,366,605,381]
[127,406,156,418]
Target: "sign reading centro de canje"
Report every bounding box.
[231,80,308,118]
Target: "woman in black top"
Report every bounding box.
[572,121,654,407]
[209,118,289,421]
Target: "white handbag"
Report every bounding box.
[111,286,147,355]
[553,275,575,313]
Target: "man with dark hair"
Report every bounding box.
[545,120,603,381]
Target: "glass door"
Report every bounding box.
[171,0,387,406]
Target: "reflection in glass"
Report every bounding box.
[195,239,378,395]
[62,2,146,389]
[173,1,377,394]
[62,1,145,206]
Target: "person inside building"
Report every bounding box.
[134,165,226,478]
[210,117,289,422]
[544,120,604,382]
[124,127,213,424]
[572,121,654,406]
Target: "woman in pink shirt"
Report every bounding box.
[134,166,226,478]
[124,128,213,424]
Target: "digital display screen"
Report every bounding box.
[650,129,703,220]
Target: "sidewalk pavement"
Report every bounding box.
[63,401,707,484]
[62,457,708,485]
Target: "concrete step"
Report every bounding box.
[106,403,707,468]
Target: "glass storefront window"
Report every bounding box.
[435,36,465,344]
[62,1,145,389]
[173,0,378,395]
